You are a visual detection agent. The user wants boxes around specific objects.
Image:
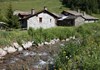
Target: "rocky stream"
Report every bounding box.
[0,41,67,70]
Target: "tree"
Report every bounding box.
[6,3,20,29]
[60,0,100,14]
[12,15,20,29]
[0,9,3,21]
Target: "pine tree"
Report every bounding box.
[6,3,13,28]
[0,9,3,21]
[6,3,20,29]
[12,15,20,29]
[61,0,100,14]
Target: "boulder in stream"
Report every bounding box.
[0,48,7,57]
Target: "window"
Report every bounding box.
[39,17,42,23]
[50,19,51,22]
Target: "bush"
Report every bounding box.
[0,30,30,47]
[54,38,100,70]
[28,27,75,43]
[54,22,100,70]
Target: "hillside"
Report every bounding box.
[0,0,100,19]
[0,0,100,69]
[0,0,68,15]
[0,21,100,69]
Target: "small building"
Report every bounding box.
[18,7,59,29]
[57,10,99,26]
[15,9,99,28]
[82,13,99,23]
[57,15,84,26]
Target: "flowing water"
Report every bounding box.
[0,41,66,70]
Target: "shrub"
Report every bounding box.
[0,30,30,47]
[54,22,100,70]
[28,27,75,43]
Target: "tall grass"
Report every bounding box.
[0,22,100,48]
[54,22,100,70]
[0,30,30,48]
[0,26,75,48]
[28,27,75,44]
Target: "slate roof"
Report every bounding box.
[58,15,76,20]
[66,16,77,19]
[14,9,99,21]
[13,10,31,16]
[26,9,60,19]
[82,14,99,20]
[62,10,99,20]
[17,9,60,20]
[66,10,82,16]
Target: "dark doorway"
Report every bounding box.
[57,19,75,26]
[20,19,27,28]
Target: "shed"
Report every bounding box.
[58,10,99,26]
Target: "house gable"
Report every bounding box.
[27,11,57,29]
[27,10,59,19]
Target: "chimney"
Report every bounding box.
[83,12,86,16]
[77,9,80,13]
[31,8,35,15]
[44,6,47,10]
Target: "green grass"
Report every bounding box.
[54,22,100,70]
[0,0,100,48]
[0,21,100,48]
[28,27,75,43]
[0,0,68,15]
[0,0,99,19]
[92,14,100,19]
[0,26,75,47]
[0,30,31,48]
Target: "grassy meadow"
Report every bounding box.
[0,26,75,48]
[0,0,100,47]
[0,0,68,15]
[0,30,30,48]
[0,0,99,20]
[0,21,100,48]
[0,0,100,69]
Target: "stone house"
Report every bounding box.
[18,7,59,29]
[57,10,99,26]
[14,8,99,29]
[57,12,85,26]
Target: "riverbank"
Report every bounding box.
[0,39,69,70]
[0,22,99,48]
[0,22,100,58]
[0,35,75,57]
[0,22,100,69]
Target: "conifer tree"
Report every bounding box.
[0,9,3,21]
[6,3,20,29]
[61,0,100,14]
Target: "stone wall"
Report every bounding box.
[27,12,57,29]
[75,16,85,26]
[0,36,76,58]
